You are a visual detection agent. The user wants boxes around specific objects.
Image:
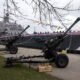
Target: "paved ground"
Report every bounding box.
[48,54,80,80]
[1,46,80,80]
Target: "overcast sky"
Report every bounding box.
[0,0,80,33]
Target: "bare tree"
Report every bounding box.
[30,0,80,29]
[4,0,80,30]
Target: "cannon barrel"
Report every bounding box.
[7,25,30,46]
[46,17,80,50]
[63,17,80,38]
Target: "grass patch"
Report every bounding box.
[0,56,61,80]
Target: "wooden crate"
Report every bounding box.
[38,63,53,72]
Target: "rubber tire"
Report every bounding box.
[55,54,69,68]
[9,46,18,54]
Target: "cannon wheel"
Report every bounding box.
[9,46,18,54]
[55,54,69,68]
[6,45,18,54]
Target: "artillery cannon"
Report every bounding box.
[43,17,80,68]
[6,25,30,54]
